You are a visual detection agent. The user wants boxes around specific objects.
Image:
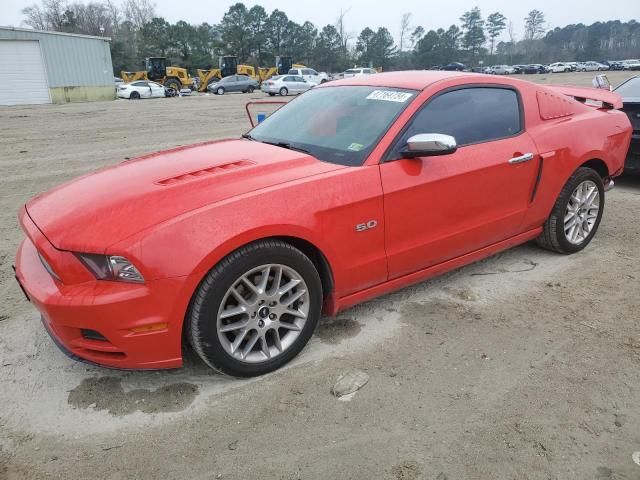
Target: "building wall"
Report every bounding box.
[0,27,115,103]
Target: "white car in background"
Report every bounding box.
[341,68,377,78]
[622,59,640,71]
[577,61,608,72]
[287,68,329,85]
[549,62,573,73]
[117,81,168,100]
[261,75,313,96]
[485,65,517,75]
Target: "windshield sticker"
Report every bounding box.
[366,90,414,103]
[347,143,365,152]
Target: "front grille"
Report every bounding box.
[81,329,108,342]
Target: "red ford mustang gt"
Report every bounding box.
[14,72,631,377]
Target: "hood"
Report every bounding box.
[26,139,344,252]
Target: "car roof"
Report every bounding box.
[327,70,474,90]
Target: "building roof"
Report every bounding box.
[0,26,111,41]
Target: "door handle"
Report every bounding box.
[509,153,535,164]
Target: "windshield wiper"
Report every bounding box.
[263,141,312,155]
[243,135,312,155]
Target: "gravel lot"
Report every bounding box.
[1,71,639,479]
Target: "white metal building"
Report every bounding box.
[0,26,115,105]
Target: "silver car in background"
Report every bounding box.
[485,65,517,75]
[261,75,313,96]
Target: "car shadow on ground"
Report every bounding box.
[617,173,640,191]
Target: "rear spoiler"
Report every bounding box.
[547,85,623,109]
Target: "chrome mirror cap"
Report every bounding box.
[403,133,458,158]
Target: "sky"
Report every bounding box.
[3,0,639,42]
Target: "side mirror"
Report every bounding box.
[401,134,457,158]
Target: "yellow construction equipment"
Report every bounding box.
[196,56,241,92]
[196,55,307,91]
[121,57,194,91]
[258,56,300,82]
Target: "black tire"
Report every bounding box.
[129,91,140,100]
[187,240,323,377]
[279,87,288,96]
[216,87,225,95]
[164,78,181,92]
[268,93,276,97]
[247,86,255,93]
[536,167,605,254]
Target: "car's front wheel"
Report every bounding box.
[216,87,225,95]
[188,240,323,377]
[536,167,604,254]
[129,91,140,100]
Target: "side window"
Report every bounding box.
[391,87,521,158]
[283,76,294,82]
[132,81,147,86]
[287,69,297,75]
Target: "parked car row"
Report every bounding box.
[430,59,640,75]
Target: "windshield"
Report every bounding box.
[248,86,417,166]
[615,77,640,100]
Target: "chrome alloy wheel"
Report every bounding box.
[564,180,600,245]
[216,264,310,363]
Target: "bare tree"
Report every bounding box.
[335,8,352,53]
[22,0,66,30]
[398,12,412,51]
[123,0,155,30]
[507,20,516,63]
[105,0,121,33]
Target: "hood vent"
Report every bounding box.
[155,160,255,186]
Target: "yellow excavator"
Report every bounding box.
[196,56,306,91]
[196,56,261,92]
[121,57,194,91]
[258,56,305,82]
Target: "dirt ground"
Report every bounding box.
[1,71,639,480]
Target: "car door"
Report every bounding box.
[238,75,250,91]
[379,85,540,279]
[149,82,165,97]
[134,81,151,98]
[224,76,236,92]
[296,76,309,92]
[281,76,294,93]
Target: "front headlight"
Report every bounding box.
[76,253,144,283]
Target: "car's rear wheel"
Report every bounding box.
[536,167,604,254]
[188,240,322,377]
[129,91,140,100]
[279,87,288,96]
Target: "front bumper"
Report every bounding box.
[14,234,188,370]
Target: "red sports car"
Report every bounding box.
[14,72,631,377]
